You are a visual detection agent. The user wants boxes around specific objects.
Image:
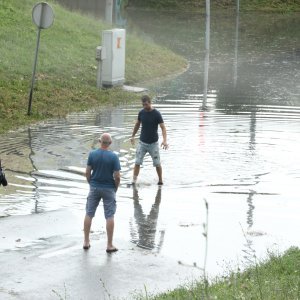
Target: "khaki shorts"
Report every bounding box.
[135,141,161,167]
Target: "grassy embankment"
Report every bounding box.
[129,0,300,12]
[138,247,300,300]
[0,0,187,134]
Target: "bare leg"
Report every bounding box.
[156,165,163,184]
[83,215,92,247]
[106,217,115,250]
[133,164,140,183]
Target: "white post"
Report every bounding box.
[202,0,210,109]
[233,0,240,88]
[105,0,113,24]
[96,61,103,89]
[96,46,106,89]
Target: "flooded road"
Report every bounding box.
[1,6,300,296]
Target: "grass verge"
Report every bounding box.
[129,0,300,12]
[0,0,187,134]
[137,247,300,300]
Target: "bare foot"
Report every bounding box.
[83,242,90,250]
[106,247,118,253]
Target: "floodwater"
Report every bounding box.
[1,5,300,281]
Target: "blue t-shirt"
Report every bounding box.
[138,108,164,144]
[87,149,121,188]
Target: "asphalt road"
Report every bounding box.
[0,209,202,300]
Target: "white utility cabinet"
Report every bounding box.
[101,28,126,87]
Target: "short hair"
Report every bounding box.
[99,133,112,145]
[141,95,151,103]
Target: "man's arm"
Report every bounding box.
[113,170,121,191]
[85,165,92,183]
[159,123,168,150]
[130,120,141,145]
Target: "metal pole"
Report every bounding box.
[233,0,240,88]
[28,27,41,116]
[28,3,48,116]
[96,60,103,89]
[105,0,113,24]
[202,0,210,109]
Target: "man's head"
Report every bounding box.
[99,133,112,148]
[141,95,152,111]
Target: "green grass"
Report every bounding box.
[129,0,300,12]
[136,247,300,300]
[241,0,300,12]
[0,0,187,133]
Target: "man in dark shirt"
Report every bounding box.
[130,95,168,185]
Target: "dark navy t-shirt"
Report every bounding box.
[87,149,121,188]
[138,108,164,144]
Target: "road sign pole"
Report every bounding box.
[27,2,54,116]
[28,27,41,116]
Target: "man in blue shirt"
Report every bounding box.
[130,95,168,185]
[83,133,121,253]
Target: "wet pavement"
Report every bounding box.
[0,209,202,299]
[1,7,300,300]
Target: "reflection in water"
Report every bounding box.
[242,171,269,265]
[249,111,256,151]
[246,191,255,229]
[242,190,256,265]
[242,108,258,264]
[28,128,40,214]
[130,186,164,251]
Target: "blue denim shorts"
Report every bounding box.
[86,187,116,219]
[135,141,161,167]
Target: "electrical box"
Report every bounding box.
[101,29,125,87]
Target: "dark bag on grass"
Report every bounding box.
[0,160,8,186]
[0,170,7,186]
